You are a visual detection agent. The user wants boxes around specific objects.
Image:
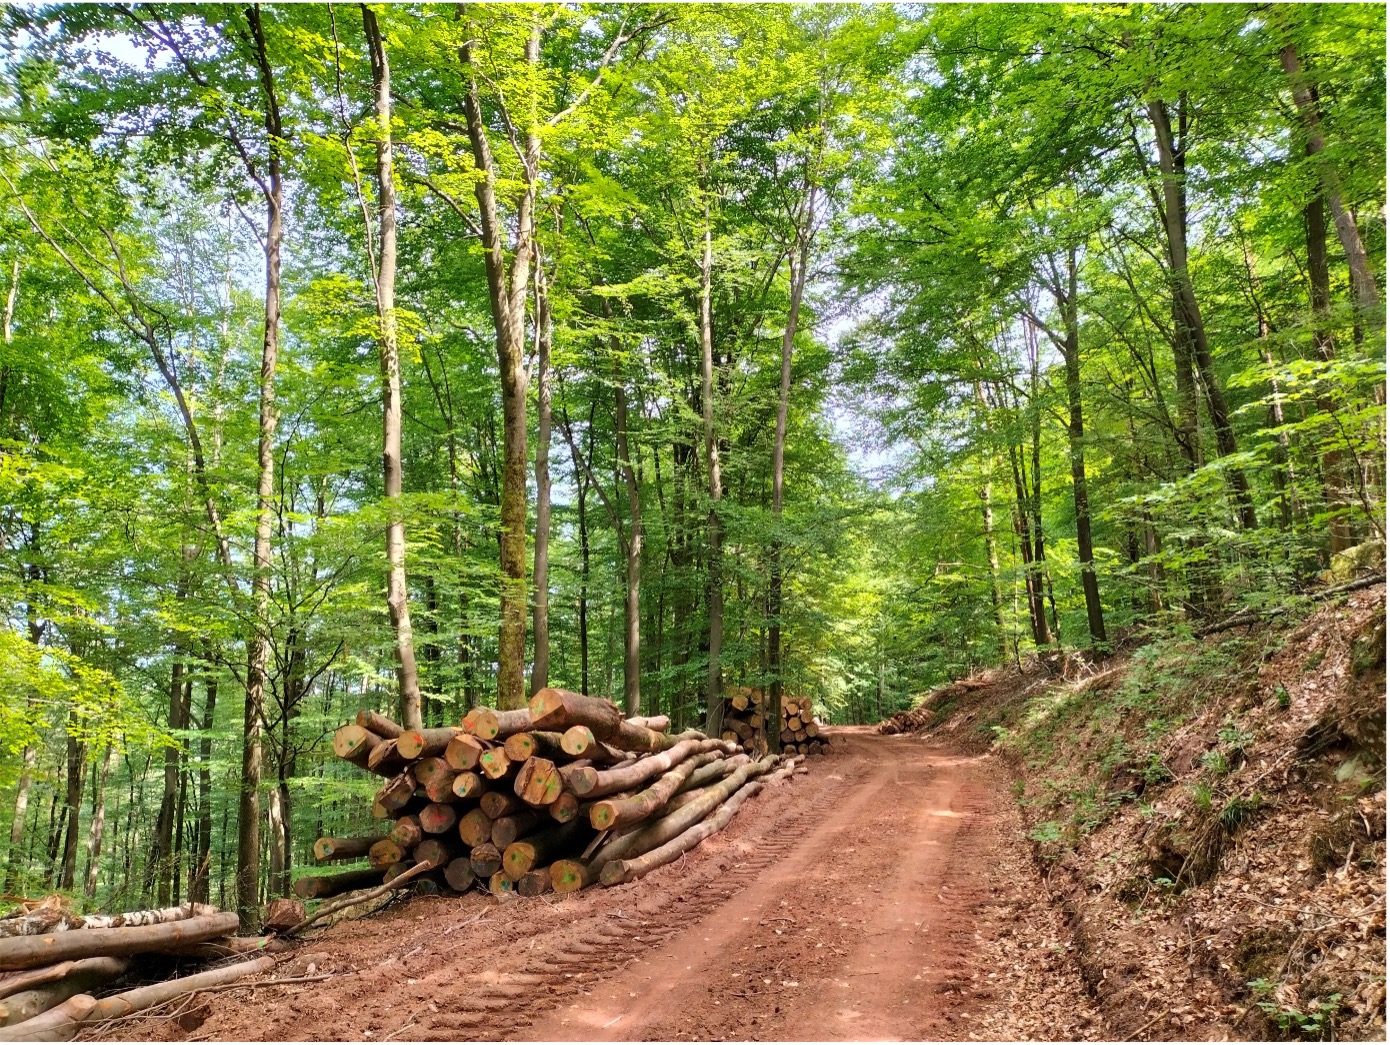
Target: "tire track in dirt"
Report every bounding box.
[528,734,995,1041]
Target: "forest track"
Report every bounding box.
[98,729,1103,1042]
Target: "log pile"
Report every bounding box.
[719,686,767,753]
[0,898,285,1040]
[310,687,800,903]
[779,694,834,757]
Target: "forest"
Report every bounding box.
[0,2,1382,932]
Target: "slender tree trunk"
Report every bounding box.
[614,373,643,716]
[980,478,1008,661]
[83,745,113,898]
[699,204,725,736]
[578,476,591,696]
[461,26,540,710]
[363,6,423,730]
[1304,184,1355,553]
[190,669,216,905]
[1280,44,1381,316]
[149,657,184,905]
[7,545,41,891]
[58,726,84,891]
[530,260,554,696]
[1054,256,1107,647]
[238,4,285,931]
[769,194,814,733]
[1146,96,1257,527]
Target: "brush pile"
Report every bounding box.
[309,687,800,903]
[779,695,834,756]
[0,897,284,1040]
[878,675,996,734]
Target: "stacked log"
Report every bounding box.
[779,694,833,757]
[719,686,766,752]
[0,900,281,1038]
[308,688,798,905]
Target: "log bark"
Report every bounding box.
[312,837,380,863]
[589,752,717,831]
[470,709,532,742]
[557,763,598,795]
[457,809,494,847]
[412,839,456,870]
[443,858,476,892]
[592,755,777,867]
[502,819,589,880]
[527,688,622,735]
[397,728,459,761]
[479,791,524,819]
[356,710,403,739]
[419,803,458,835]
[600,777,772,886]
[469,844,502,878]
[293,867,385,900]
[83,955,274,1024]
[0,993,94,1042]
[0,958,125,1027]
[490,810,543,849]
[502,731,566,762]
[286,861,431,935]
[516,868,551,897]
[626,715,669,733]
[366,737,406,775]
[0,913,240,971]
[572,739,734,799]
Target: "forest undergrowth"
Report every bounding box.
[889,581,1386,1042]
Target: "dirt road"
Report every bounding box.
[104,730,1102,1042]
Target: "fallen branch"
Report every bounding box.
[283,861,431,937]
[1195,575,1385,637]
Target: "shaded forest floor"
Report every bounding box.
[888,582,1386,1041]
[91,731,1103,1042]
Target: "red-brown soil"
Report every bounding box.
[92,730,1102,1042]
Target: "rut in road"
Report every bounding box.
[100,730,1102,1043]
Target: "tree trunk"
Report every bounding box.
[149,656,185,905]
[81,746,112,900]
[530,259,554,696]
[57,728,83,892]
[460,26,540,711]
[614,365,643,716]
[1280,44,1381,316]
[1146,95,1257,527]
[1303,151,1355,553]
[189,670,215,905]
[0,913,240,972]
[1054,253,1107,647]
[238,3,285,932]
[363,5,424,731]
[700,203,725,736]
[769,193,814,734]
